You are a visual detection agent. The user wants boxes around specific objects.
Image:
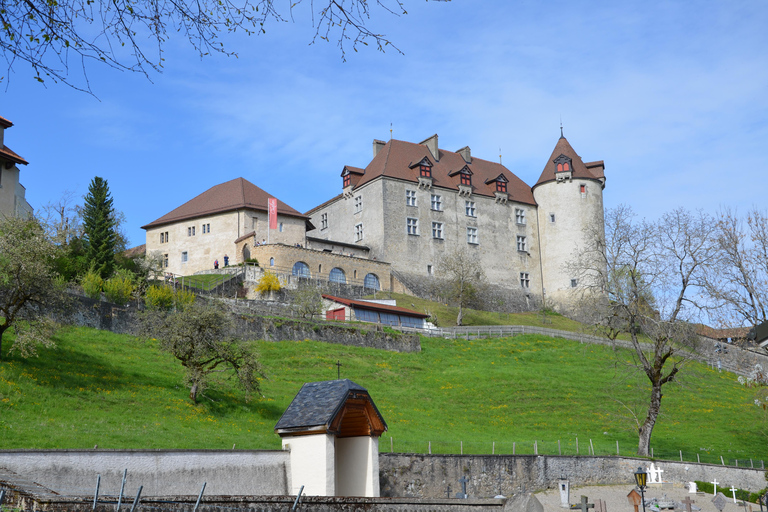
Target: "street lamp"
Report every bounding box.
[634,467,647,512]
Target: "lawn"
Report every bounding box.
[0,326,764,466]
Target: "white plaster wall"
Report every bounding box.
[145,211,305,276]
[0,450,289,496]
[533,178,604,310]
[282,434,335,496]
[0,165,20,218]
[335,437,379,497]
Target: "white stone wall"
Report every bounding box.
[335,436,380,497]
[145,210,306,276]
[0,165,24,218]
[282,434,336,496]
[534,178,605,309]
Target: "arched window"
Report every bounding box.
[270,257,275,267]
[364,273,380,290]
[329,268,346,284]
[292,261,310,278]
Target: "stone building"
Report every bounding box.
[142,178,311,276]
[0,116,33,219]
[306,133,605,308]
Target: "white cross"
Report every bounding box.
[655,467,664,483]
[730,486,738,504]
[711,479,719,495]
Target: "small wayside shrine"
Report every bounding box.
[274,379,387,497]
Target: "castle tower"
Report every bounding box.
[532,133,605,311]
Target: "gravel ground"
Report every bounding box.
[534,484,753,512]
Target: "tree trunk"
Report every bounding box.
[0,324,7,361]
[637,380,663,456]
[456,305,463,326]
[189,382,199,403]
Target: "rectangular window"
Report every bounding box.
[420,165,432,178]
[187,226,195,237]
[515,208,526,225]
[571,278,578,288]
[549,213,556,223]
[520,272,530,288]
[431,222,443,239]
[321,213,328,230]
[201,223,210,234]
[406,190,417,207]
[343,174,351,187]
[407,217,419,235]
[580,184,586,197]
[160,232,165,243]
[465,200,476,217]
[496,181,507,193]
[163,254,169,268]
[427,264,433,275]
[467,227,478,244]
[181,251,188,263]
[460,173,471,186]
[354,195,363,213]
[355,223,363,242]
[517,235,527,252]
[431,194,442,211]
[279,222,284,232]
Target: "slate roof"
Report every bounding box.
[339,138,536,205]
[323,294,428,318]
[533,136,604,188]
[274,379,386,433]
[141,177,308,229]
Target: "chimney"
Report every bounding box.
[419,134,439,162]
[372,139,386,158]
[456,146,471,163]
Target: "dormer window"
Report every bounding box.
[553,154,573,182]
[420,165,432,178]
[343,173,351,188]
[496,180,507,193]
[557,161,570,172]
[460,172,471,186]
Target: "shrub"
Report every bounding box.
[103,269,135,306]
[81,268,103,300]
[256,271,281,294]
[174,288,196,310]
[145,285,174,310]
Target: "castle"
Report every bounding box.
[143,132,605,309]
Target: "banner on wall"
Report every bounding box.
[268,198,277,230]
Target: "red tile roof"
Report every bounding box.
[0,116,13,129]
[0,145,28,166]
[533,136,602,188]
[141,177,308,230]
[323,294,429,318]
[343,138,537,205]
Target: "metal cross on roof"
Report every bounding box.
[336,360,342,379]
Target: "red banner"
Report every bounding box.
[268,198,277,230]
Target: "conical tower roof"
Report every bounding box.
[533,136,603,189]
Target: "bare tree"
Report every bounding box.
[439,248,485,326]
[704,207,768,333]
[572,205,717,456]
[0,0,436,93]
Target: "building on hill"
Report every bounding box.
[0,116,33,219]
[142,178,312,276]
[142,132,606,310]
[306,132,606,310]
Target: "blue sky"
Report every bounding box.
[3,0,767,247]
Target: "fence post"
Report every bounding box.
[721,456,725,466]
[116,469,127,512]
[680,450,683,462]
[589,439,594,456]
[513,442,516,455]
[461,441,463,455]
[697,454,700,463]
[576,437,579,455]
[429,441,432,455]
[750,459,753,468]
[617,441,620,456]
[492,442,495,455]
[193,482,206,512]
[93,474,101,511]
[534,441,538,455]
[129,486,142,512]
[391,437,393,453]
[735,459,738,467]
[558,440,561,455]
[651,447,653,458]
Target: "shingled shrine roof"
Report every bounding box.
[274,379,387,437]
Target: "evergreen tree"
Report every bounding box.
[82,177,117,279]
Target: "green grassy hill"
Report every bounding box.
[0,325,765,464]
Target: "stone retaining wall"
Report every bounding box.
[378,454,767,498]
